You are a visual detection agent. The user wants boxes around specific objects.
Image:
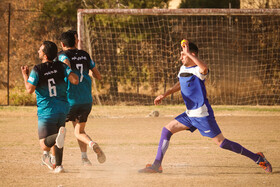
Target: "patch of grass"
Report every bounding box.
[9,86,36,106]
[0,106,36,112]
[212,105,280,112]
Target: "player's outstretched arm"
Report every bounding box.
[91,67,102,80]
[21,66,36,94]
[154,81,180,105]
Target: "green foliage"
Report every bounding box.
[10,86,36,106]
[31,0,170,45]
[180,0,240,8]
[82,0,169,9]
[39,0,82,27]
[38,0,170,29]
[124,0,170,8]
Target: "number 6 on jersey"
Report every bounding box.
[48,78,57,97]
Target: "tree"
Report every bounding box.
[179,0,240,8]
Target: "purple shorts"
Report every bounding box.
[175,112,221,138]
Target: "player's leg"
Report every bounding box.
[38,114,67,172]
[73,122,91,146]
[194,115,272,173]
[67,105,91,165]
[139,116,190,173]
[75,103,106,164]
[39,138,54,170]
[72,121,91,165]
[53,115,67,173]
[213,133,272,173]
[41,129,66,171]
[39,134,58,170]
[156,120,188,165]
[73,121,91,165]
[38,118,57,170]
[72,121,87,152]
[74,121,106,164]
[50,146,56,166]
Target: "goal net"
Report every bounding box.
[77,9,280,105]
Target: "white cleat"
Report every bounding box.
[56,127,66,149]
[53,165,65,173]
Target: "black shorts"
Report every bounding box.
[66,103,92,123]
[38,113,67,139]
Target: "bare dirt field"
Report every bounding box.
[0,105,279,187]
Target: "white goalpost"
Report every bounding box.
[77,9,280,105]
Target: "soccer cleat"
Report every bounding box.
[257,152,272,173]
[56,127,66,149]
[82,157,92,166]
[138,164,163,173]
[53,165,65,173]
[42,154,55,170]
[92,142,106,164]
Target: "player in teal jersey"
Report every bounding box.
[21,41,79,173]
[58,31,106,165]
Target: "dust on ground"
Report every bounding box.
[0,106,279,187]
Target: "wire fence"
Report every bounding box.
[0,2,279,106]
[0,3,48,105]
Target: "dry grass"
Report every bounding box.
[0,106,280,187]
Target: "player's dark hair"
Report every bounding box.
[42,41,58,61]
[60,31,76,47]
[189,42,199,55]
[67,30,78,37]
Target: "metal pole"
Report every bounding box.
[7,3,11,105]
[77,11,84,50]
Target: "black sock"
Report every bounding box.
[55,145,63,166]
[44,134,57,148]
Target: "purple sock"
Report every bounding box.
[153,127,172,168]
[220,139,262,163]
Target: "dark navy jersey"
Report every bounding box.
[58,49,95,106]
[53,50,63,62]
[178,65,214,117]
[28,61,72,116]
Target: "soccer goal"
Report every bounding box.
[77,9,280,105]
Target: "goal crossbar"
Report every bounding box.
[78,8,280,16]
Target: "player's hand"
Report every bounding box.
[154,95,164,105]
[181,39,189,54]
[21,66,29,76]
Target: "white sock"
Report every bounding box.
[81,152,87,159]
[50,155,56,164]
[89,141,94,148]
[43,151,49,155]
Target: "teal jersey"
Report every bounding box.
[58,49,95,106]
[27,61,72,116]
